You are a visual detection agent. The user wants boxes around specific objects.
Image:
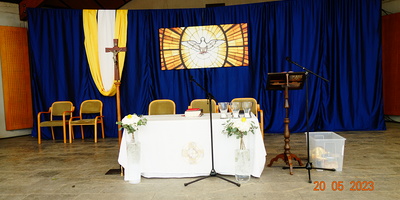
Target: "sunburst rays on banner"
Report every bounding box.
[159,23,249,70]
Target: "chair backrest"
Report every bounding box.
[51,101,74,118]
[189,99,218,113]
[148,99,176,115]
[231,98,259,117]
[80,100,103,115]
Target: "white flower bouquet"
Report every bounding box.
[116,114,147,135]
[222,117,257,149]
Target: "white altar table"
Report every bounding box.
[118,113,266,181]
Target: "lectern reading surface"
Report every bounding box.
[266,72,306,175]
[266,72,305,90]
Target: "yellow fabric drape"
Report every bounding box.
[83,9,128,96]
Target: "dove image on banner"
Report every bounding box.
[159,23,249,70]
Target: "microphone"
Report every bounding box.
[285,57,293,63]
[189,75,194,82]
[285,57,294,71]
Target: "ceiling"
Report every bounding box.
[0,0,132,20]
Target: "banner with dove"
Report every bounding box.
[159,23,249,70]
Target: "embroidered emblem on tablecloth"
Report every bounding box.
[182,142,204,164]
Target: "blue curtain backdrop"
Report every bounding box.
[27,0,385,140]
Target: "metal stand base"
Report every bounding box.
[184,169,240,187]
[283,162,335,183]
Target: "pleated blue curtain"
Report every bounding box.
[28,9,117,139]
[28,0,385,140]
[321,0,385,131]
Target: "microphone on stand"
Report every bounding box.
[285,57,329,82]
[285,57,304,71]
[286,57,294,64]
[285,57,294,71]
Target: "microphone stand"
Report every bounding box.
[284,57,334,183]
[184,76,240,187]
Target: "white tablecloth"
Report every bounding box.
[118,113,266,180]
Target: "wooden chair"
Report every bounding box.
[69,100,104,143]
[148,99,176,115]
[188,99,218,113]
[37,101,74,144]
[231,97,264,137]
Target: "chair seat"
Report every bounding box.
[40,120,68,127]
[70,118,99,125]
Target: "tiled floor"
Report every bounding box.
[1,122,399,200]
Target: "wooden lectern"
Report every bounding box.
[266,72,306,175]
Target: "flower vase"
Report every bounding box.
[235,138,251,183]
[126,133,141,184]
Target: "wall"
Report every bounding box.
[121,0,272,9]
[121,0,400,12]
[382,0,400,122]
[0,2,30,138]
[383,0,400,14]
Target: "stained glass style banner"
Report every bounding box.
[159,23,249,70]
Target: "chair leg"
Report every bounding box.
[69,124,73,143]
[62,125,67,143]
[101,121,105,139]
[260,122,264,139]
[51,127,55,140]
[38,127,41,144]
[37,117,42,144]
[94,123,98,143]
[80,125,84,140]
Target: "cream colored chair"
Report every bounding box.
[69,100,104,143]
[37,101,74,144]
[188,99,218,113]
[148,99,176,115]
[231,98,264,137]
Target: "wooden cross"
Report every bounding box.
[106,39,126,145]
[105,39,126,81]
